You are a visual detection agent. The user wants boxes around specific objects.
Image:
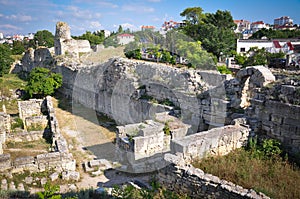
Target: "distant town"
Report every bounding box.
[0,16,298,44]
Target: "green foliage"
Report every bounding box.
[26,67,62,98]
[250,28,300,39]
[163,122,171,136]
[73,31,104,46]
[12,40,25,55]
[34,30,54,48]
[180,7,205,25]
[176,40,216,70]
[37,182,61,199]
[192,137,299,199]
[0,44,14,76]
[247,137,282,160]
[103,35,119,48]
[11,117,24,130]
[118,25,124,33]
[181,7,237,58]
[217,65,232,74]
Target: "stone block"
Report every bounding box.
[49,172,59,181]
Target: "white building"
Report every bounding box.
[234,19,251,33]
[236,39,300,54]
[250,21,269,33]
[0,32,3,40]
[117,33,135,45]
[274,16,293,29]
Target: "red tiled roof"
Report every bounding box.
[287,42,294,50]
[252,21,264,25]
[117,34,134,37]
[273,40,281,48]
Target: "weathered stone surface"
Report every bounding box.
[49,172,59,181]
[159,154,270,199]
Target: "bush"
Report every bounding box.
[217,65,232,74]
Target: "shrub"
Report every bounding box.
[217,65,232,74]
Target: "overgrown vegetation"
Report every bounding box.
[192,137,300,199]
[26,67,62,98]
[217,65,232,74]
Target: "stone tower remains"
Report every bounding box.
[54,21,91,59]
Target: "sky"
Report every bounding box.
[0,0,300,36]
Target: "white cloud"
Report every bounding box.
[0,24,21,30]
[90,21,102,29]
[114,23,138,31]
[122,5,154,13]
[97,1,118,8]
[4,14,32,22]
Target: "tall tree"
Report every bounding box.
[34,30,54,48]
[118,25,123,33]
[180,7,205,25]
[0,44,14,76]
[181,7,237,58]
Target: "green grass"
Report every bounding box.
[192,147,300,199]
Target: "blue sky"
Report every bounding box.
[0,0,300,36]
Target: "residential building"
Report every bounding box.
[117,33,135,45]
[236,39,300,54]
[141,25,155,31]
[162,20,186,31]
[250,21,269,33]
[234,19,251,33]
[274,16,293,29]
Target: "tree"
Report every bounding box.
[34,30,54,48]
[180,7,205,25]
[0,44,14,76]
[181,8,237,58]
[26,67,62,98]
[73,31,104,46]
[118,25,123,33]
[12,40,25,55]
[176,40,216,70]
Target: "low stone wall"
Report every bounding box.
[18,99,44,120]
[6,130,44,142]
[158,154,269,199]
[249,99,300,154]
[171,125,249,162]
[0,96,76,173]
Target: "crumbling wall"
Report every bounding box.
[158,154,270,199]
[171,125,249,162]
[0,112,10,154]
[0,96,76,173]
[54,21,91,59]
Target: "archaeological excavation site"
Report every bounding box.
[0,22,300,198]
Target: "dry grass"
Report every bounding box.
[193,148,300,199]
[81,46,125,64]
[4,139,50,160]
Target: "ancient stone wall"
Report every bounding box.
[158,154,270,199]
[171,124,249,162]
[18,99,44,120]
[0,96,76,173]
[0,112,10,154]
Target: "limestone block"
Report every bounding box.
[49,172,59,181]
[24,176,33,184]
[1,179,7,190]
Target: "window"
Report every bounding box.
[240,47,246,52]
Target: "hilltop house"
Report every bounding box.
[117,33,135,45]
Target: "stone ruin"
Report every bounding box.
[14,21,300,198]
[0,96,79,191]
[54,21,91,59]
